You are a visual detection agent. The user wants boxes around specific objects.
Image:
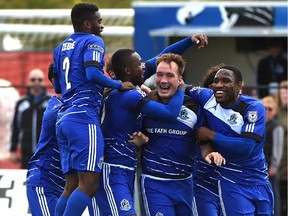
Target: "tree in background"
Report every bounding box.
[0,0,133,9]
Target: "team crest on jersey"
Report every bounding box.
[227,113,237,125]
[179,108,189,120]
[120,199,131,211]
[98,156,104,169]
[248,111,258,123]
[156,212,164,216]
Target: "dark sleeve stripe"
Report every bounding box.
[84,60,101,69]
[234,101,249,117]
[135,97,150,113]
[241,132,262,143]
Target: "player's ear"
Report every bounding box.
[83,20,91,29]
[124,67,131,75]
[178,76,183,85]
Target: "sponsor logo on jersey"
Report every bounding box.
[120,199,131,211]
[145,127,187,135]
[88,44,104,53]
[156,212,164,216]
[248,111,258,123]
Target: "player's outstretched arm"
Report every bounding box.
[144,33,209,80]
[191,33,208,49]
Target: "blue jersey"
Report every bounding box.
[101,87,184,168]
[141,96,200,179]
[53,32,105,124]
[26,96,65,194]
[187,87,269,185]
[101,86,146,168]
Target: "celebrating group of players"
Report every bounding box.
[26,2,274,216]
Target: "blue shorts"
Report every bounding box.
[56,120,104,174]
[219,179,274,216]
[141,174,193,216]
[95,163,136,216]
[193,184,222,216]
[26,186,60,216]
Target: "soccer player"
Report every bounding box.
[193,63,226,216]
[52,3,134,216]
[95,49,184,216]
[26,63,65,216]
[95,33,209,215]
[139,53,225,216]
[186,65,274,215]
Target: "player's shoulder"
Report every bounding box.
[112,86,146,99]
[240,94,263,108]
[239,94,265,118]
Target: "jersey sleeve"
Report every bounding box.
[143,36,193,80]
[241,101,265,143]
[186,86,213,106]
[121,88,146,110]
[53,48,61,94]
[83,36,105,70]
[137,89,184,120]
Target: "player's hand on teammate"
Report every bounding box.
[191,33,208,49]
[204,152,226,166]
[195,127,216,143]
[141,84,151,94]
[178,79,186,92]
[128,132,149,147]
[120,81,135,91]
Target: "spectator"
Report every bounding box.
[277,80,288,216]
[10,68,51,169]
[256,38,287,98]
[262,96,284,216]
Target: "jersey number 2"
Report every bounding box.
[63,57,71,90]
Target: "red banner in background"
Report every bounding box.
[0,52,54,95]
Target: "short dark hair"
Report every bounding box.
[156,53,186,76]
[48,63,54,84]
[111,49,135,80]
[218,65,242,83]
[71,3,99,30]
[203,63,226,88]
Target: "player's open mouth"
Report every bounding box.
[214,90,225,98]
